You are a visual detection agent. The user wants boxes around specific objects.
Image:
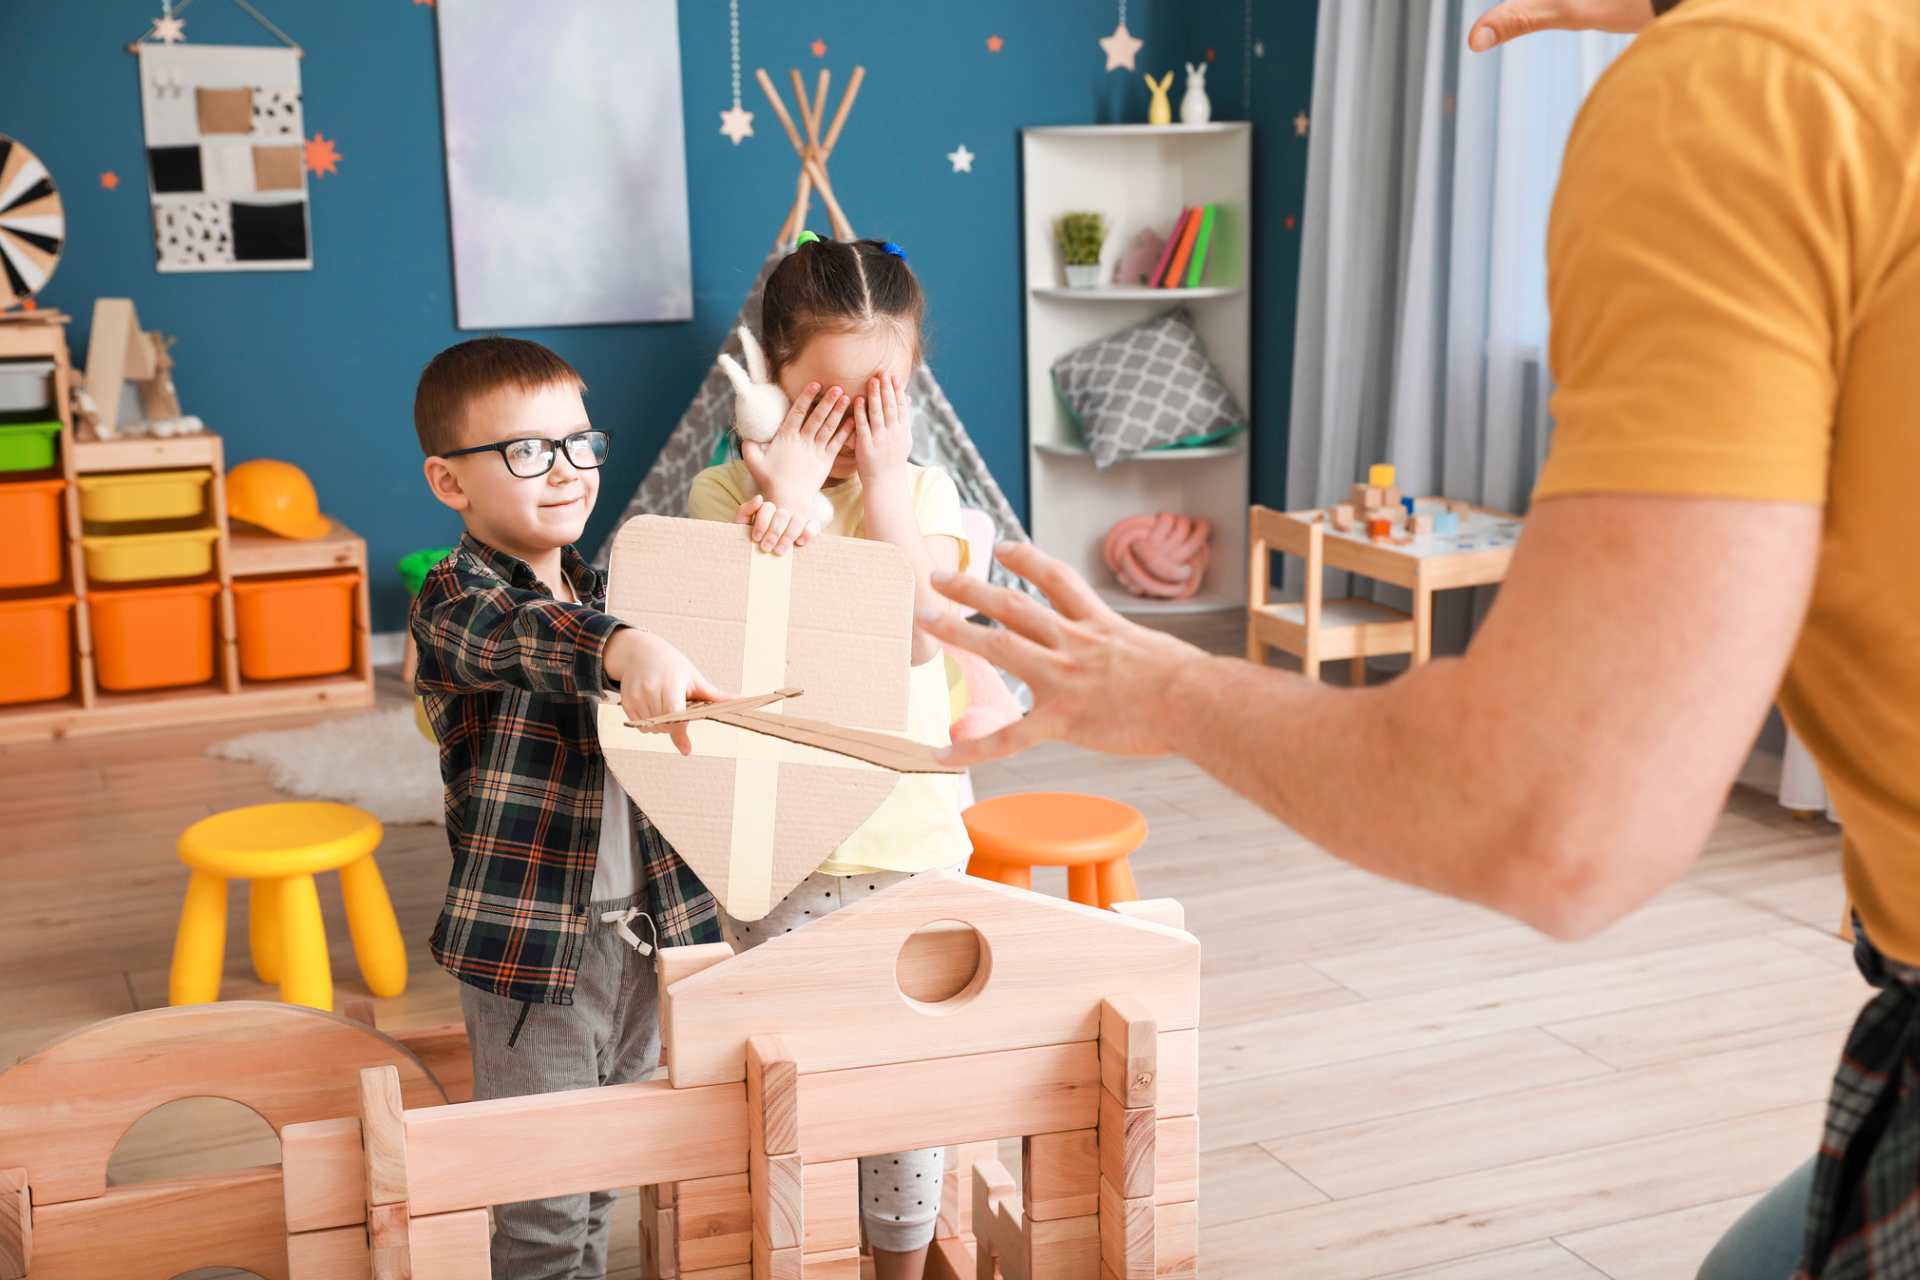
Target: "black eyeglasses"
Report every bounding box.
[443,429,612,478]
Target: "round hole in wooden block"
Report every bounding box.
[896,919,991,1013]
[106,1095,281,1187]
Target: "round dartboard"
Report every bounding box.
[0,136,64,309]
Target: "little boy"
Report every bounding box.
[410,336,724,1279]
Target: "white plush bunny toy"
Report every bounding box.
[717,325,835,525]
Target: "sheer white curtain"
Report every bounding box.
[1288,0,1631,519]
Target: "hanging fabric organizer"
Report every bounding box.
[130,0,312,272]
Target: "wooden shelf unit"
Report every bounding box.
[1020,123,1253,616]
[0,313,372,742]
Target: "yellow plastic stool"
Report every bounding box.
[168,802,407,1010]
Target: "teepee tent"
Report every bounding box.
[598,67,1035,596]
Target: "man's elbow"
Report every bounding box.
[1489,811,1702,942]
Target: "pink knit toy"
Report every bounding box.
[1103,512,1213,600]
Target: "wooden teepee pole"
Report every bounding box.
[759,65,864,247]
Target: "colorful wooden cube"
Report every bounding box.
[1331,503,1354,531]
[1383,486,1402,510]
[1367,517,1392,540]
[1410,513,1434,535]
[1369,463,1396,488]
[1401,496,1415,516]
[1432,510,1459,534]
[1352,483,1383,512]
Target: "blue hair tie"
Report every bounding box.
[796,229,821,246]
[881,241,906,260]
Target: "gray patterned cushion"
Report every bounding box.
[1050,307,1245,468]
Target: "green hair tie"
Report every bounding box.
[796,229,821,246]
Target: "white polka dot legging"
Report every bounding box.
[719,867,958,1252]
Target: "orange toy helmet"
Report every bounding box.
[226,459,331,539]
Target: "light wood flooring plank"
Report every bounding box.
[1543,966,1865,1070]
[1372,1240,1606,1280]
[1555,1194,1760,1280]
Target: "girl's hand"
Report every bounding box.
[742,381,852,511]
[733,495,819,555]
[853,373,913,487]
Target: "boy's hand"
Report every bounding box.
[734,495,820,555]
[604,628,729,756]
[742,381,852,511]
[853,373,913,487]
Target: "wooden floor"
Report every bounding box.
[0,624,1856,1280]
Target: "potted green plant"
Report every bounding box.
[1055,212,1107,288]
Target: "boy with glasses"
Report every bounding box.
[411,335,724,1278]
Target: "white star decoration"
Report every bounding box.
[720,105,754,144]
[151,14,186,43]
[1099,21,1143,72]
[947,144,975,173]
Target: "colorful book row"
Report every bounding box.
[1147,205,1219,289]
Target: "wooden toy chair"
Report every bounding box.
[0,1002,454,1280]
[1247,504,1415,684]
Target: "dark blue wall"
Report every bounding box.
[2,0,1313,630]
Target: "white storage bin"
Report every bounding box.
[0,360,56,415]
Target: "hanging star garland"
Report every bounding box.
[151,13,186,43]
[1100,0,1142,71]
[719,0,754,144]
[947,144,974,173]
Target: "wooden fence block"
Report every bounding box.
[387,1024,475,1105]
[1097,1093,1154,1201]
[924,1236,973,1280]
[410,1207,490,1280]
[360,1065,410,1207]
[287,1224,368,1279]
[802,1249,862,1279]
[971,1159,1025,1280]
[1152,1201,1196,1279]
[1022,1130,1098,1222]
[1029,1213,1098,1280]
[34,1164,285,1279]
[284,1116,368,1232]
[1154,1032,1196,1121]
[1097,1177,1152,1280]
[642,1200,679,1278]
[798,1042,1098,1162]
[1151,1118,1196,1207]
[1099,999,1156,1110]
[660,942,737,991]
[748,1036,799,1156]
[752,1151,804,1253]
[803,1161,859,1254]
[677,1173,750,1270]
[956,1140,996,1239]
[752,1239,802,1280]
[367,1200,412,1280]
[683,1267,751,1280]
[938,1151,963,1240]
[0,1168,26,1280]
[1107,901,1184,932]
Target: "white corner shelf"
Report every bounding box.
[1031,285,1246,302]
[1021,122,1253,615]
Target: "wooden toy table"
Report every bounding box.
[1274,504,1525,663]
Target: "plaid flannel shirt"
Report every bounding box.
[411,533,719,1005]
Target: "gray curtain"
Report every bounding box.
[1286,0,1628,645]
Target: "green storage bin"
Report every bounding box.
[0,422,60,472]
[398,547,457,596]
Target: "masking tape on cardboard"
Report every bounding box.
[724,547,795,918]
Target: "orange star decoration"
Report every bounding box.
[810,39,826,57]
[414,0,433,5]
[986,34,1004,51]
[305,132,342,177]
[100,171,121,190]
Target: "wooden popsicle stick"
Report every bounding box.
[820,67,864,156]
[627,689,803,730]
[712,708,963,774]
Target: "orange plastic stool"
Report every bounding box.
[962,792,1147,909]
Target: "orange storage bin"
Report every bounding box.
[232,571,358,680]
[90,580,220,691]
[0,477,67,590]
[0,594,75,704]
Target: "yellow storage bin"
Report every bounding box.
[75,469,212,523]
[80,526,220,583]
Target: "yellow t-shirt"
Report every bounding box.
[1535,0,1920,959]
[687,459,974,876]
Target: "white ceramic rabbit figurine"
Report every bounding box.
[716,325,835,526]
[1181,62,1211,124]
[717,326,788,444]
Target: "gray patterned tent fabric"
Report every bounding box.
[596,246,1038,598]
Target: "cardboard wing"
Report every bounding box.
[599,517,915,921]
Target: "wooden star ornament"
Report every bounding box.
[151,14,186,43]
[1099,21,1143,72]
[720,105,754,144]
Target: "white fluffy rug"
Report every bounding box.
[209,707,445,825]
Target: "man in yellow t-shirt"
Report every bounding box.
[924,0,1920,1273]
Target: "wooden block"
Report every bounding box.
[361,1065,410,1207]
[1100,998,1157,1109]
[924,1235,974,1280]
[83,299,134,427]
[411,1207,491,1280]
[1152,1201,1196,1279]
[284,1116,369,1232]
[343,999,377,1027]
[938,1155,962,1240]
[748,1036,799,1156]
[1097,1177,1153,1280]
[971,1160,1026,1280]
[799,1042,1098,1162]
[33,1165,285,1279]
[367,1199,412,1280]
[642,1195,679,1278]
[803,1162,859,1254]
[1368,518,1392,540]
[1383,485,1402,509]
[752,1241,803,1280]
[752,1151,804,1252]
[288,1224,369,1280]
[1023,1130,1098,1221]
[677,1173,750,1270]
[0,1168,26,1280]
[122,325,157,380]
[1030,1213,1099,1280]
[660,942,736,993]
[1410,514,1434,535]
[1151,1118,1196,1206]
[387,1024,474,1105]
[1369,463,1396,488]
[802,1252,862,1279]
[957,1140,996,1239]
[1154,1032,1196,1120]
[1107,900,1184,932]
[684,1267,753,1280]
[1097,1093,1155,1200]
[403,1078,748,1217]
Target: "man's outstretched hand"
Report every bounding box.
[918,542,1215,767]
[1467,0,1654,51]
